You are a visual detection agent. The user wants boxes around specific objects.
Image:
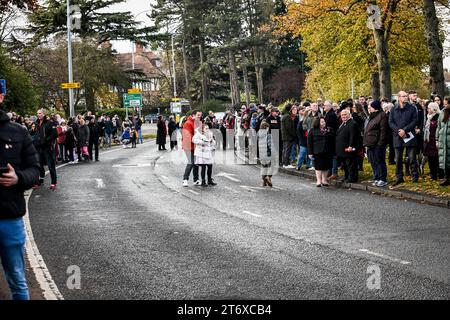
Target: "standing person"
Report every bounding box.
[88,117,100,162]
[266,107,282,165]
[77,118,90,162]
[104,116,113,148]
[193,123,217,187]
[35,109,58,189]
[336,109,360,183]
[281,104,298,169]
[182,110,202,187]
[307,117,335,187]
[324,101,339,178]
[424,102,441,181]
[302,102,321,133]
[434,95,444,110]
[296,107,309,170]
[56,121,67,163]
[65,120,76,164]
[258,120,274,187]
[135,115,143,144]
[156,115,167,151]
[363,100,389,187]
[389,91,419,185]
[0,100,40,300]
[168,116,178,151]
[408,91,425,176]
[436,96,450,186]
[383,102,396,165]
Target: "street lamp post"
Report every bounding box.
[171,34,177,98]
[67,0,75,118]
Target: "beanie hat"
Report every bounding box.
[370,100,382,111]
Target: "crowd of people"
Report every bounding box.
[4,110,144,190]
[175,92,450,188]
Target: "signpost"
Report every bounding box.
[123,92,143,118]
[61,82,81,89]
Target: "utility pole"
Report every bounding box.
[67,0,75,118]
[171,34,177,98]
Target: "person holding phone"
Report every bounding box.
[0,99,40,300]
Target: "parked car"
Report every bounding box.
[144,114,159,124]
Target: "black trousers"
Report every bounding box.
[395,147,418,180]
[199,164,213,182]
[183,151,199,181]
[428,156,439,180]
[88,141,99,161]
[282,141,295,166]
[38,149,57,185]
[339,155,358,183]
[170,141,177,150]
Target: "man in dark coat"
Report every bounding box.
[0,101,40,300]
[363,100,389,187]
[156,115,167,151]
[88,117,100,161]
[35,109,58,188]
[336,109,360,183]
[408,91,425,175]
[324,101,339,177]
[389,91,419,185]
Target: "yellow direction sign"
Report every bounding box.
[172,97,181,102]
[61,82,81,89]
[128,89,142,94]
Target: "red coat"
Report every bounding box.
[182,116,196,151]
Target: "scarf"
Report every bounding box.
[424,113,437,142]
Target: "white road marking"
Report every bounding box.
[95,178,105,188]
[359,249,411,265]
[240,185,257,193]
[161,175,169,180]
[188,190,200,195]
[112,163,152,168]
[272,186,285,191]
[216,172,241,183]
[243,210,262,218]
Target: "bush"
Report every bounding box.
[96,108,137,119]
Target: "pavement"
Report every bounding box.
[1,140,450,300]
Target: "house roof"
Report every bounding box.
[116,46,161,79]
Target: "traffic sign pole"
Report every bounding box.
[67,0,75,118]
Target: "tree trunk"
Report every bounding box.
[423,0,446,97]
[371,71,381,100]
[373,28,392,100]
[228,50,240,107]
[199,43,209,104]
[253,47,264,104]
[182,37,192,105]
[242,63,251,106]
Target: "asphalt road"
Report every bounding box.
[28,140,450,300]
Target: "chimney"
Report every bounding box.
[135,43,145,55]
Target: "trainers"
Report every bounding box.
[182,180,189,187]
[201,181,208,187]
[283,165,295,169]
[308,167,316,171]
[372,180,380,186]
[50,184,57,190]
[193,180,201,186]
[208,180,217,186]
[376,181,388,187]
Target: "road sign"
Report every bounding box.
[128,88,142,94]
[123,93,142,108]
[0,79,6,95]
[172,97,181,102]
[61,82,81,89]
[170,102,182,113]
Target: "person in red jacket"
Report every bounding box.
[182,110,202,187]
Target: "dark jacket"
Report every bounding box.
[77,125,90,147]
[324,109,339,133]
[88,122,100,143]
[363,111,389,148]
[104,120,113,135]
[35,117,57,150]
[307,127,335,156]
[281,113,298,142]
[297,120,307,147]
[424,114,439,158]
[336,119,360,158]
[389,102,418,148]
[0,109,40,220]
[156,120,167,145]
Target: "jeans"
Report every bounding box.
[38,149,57,185]
[296,146,308,169]
[331,156,338,175]
[138,129,143,144]
[105,133,112,147]
[367,146,387,182]
[395,147,418,180]
[183,151,199,181]
[0,218,29,300]
[290,143,298,163]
